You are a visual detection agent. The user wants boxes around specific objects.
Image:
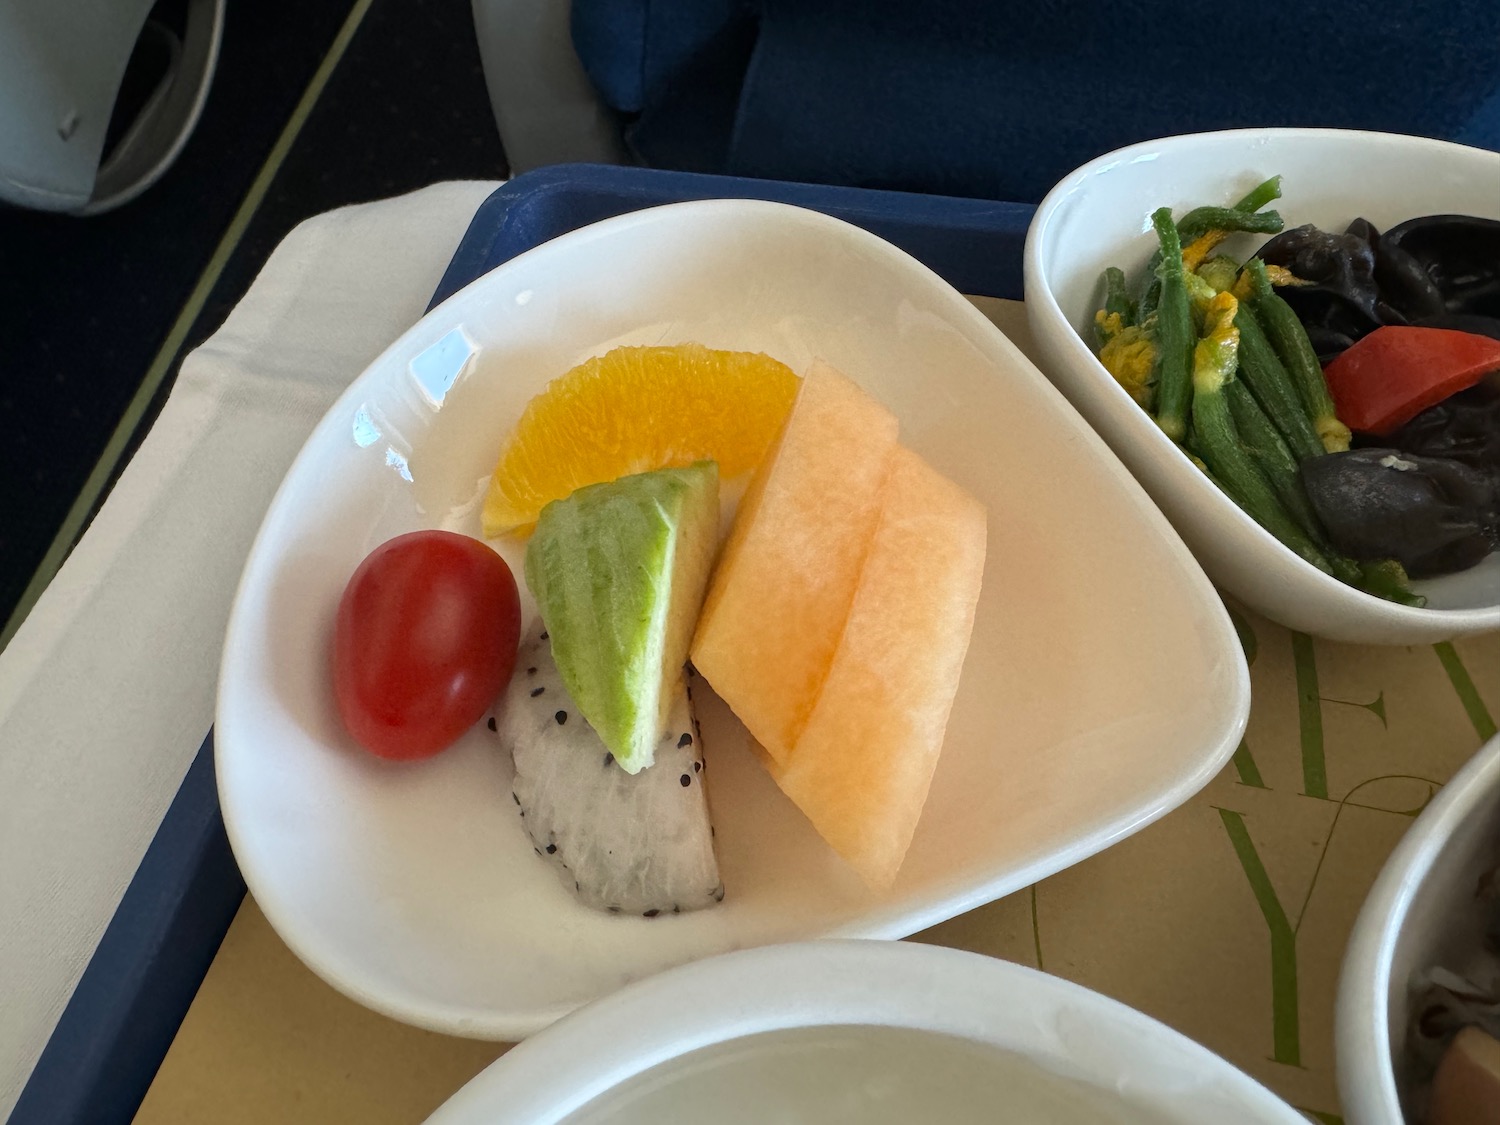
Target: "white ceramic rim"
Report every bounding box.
[1335,733,1500,1123]
[1023,126,1500,635]
[426,939,1310,1124]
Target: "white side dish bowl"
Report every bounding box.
[1337,733,1500,1125]
[217,199,1249,1039]
[424,940,1310,1124]
[1025,128,1500,645]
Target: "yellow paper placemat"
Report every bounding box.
[136,300,1500,1124]
[922,608,1499,1123]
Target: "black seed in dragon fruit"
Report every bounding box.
[494,626,723,916]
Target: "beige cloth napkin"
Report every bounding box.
[0,180,501,1117]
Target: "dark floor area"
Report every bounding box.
[0,0,508,640]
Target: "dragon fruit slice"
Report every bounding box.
[494,625,723,917]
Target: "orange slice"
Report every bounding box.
[482,344,800,537]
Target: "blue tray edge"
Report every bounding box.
[429,163,1036,310]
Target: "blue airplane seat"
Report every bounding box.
[570,0,1500,201]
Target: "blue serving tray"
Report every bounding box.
[429,164,1034,311]
[11,163,1036,1125]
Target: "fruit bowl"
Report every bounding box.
[217,198,1249,1039]
[1023,128,1500,645]
[424,941,1309,1124]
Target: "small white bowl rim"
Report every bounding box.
[1335,733,1500,1122]
[426,939,1309,1124]
[1024,126,1500,633]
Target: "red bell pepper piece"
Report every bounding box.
[1323,326,1500,436]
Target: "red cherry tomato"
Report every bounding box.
[333,530,520,760]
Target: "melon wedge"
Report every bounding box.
[767,445,987,890]
[691,360,899,763]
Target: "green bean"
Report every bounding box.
[1092,264,1157,403]
[1357,560,1426,607]
[1231,175,1283,214]
[1244,258,1351,452]
[1233,303,1325,463]
[1189,294,1337,575]
[1101,266,1135,327]
[1150,208,1194,442]
[1143,177,1283,282]
[1138,277,1162,324]
[1225,380,1326,543]
[1140,177,1284,283]
[1177,206,1285,245]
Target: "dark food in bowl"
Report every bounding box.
[1410,862,1500,1123]
[1091,178,1500,598]
[1257,215,1500,363]
[1301,449,1499,579]
[1258,222,1386,354]
[1383,385,1500,471]
[1383,216,1500,320]
[1412,315,1500,343]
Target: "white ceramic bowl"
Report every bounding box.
[217,198,1248,1039]
[425,940,1309,1124]
[1336,733,1500,1124]
[1025,128,1500,645]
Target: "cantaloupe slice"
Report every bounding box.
[691,359,899,763]
[766,445,987,890]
